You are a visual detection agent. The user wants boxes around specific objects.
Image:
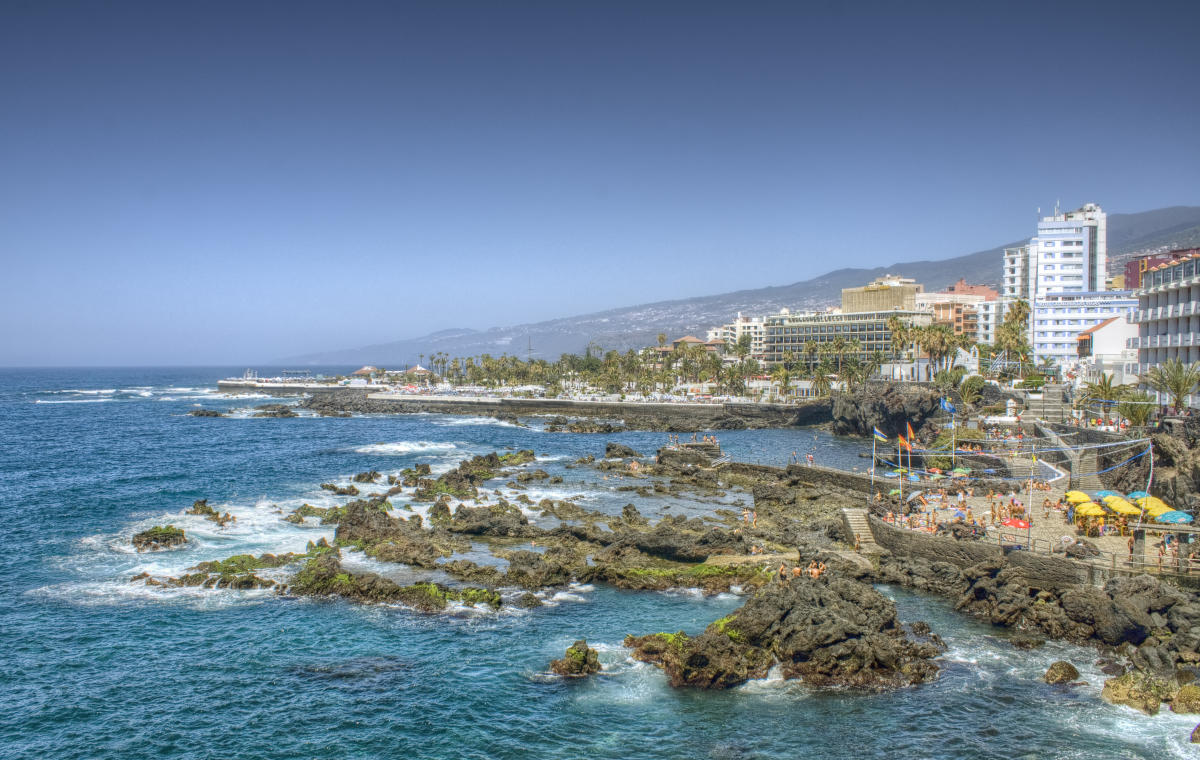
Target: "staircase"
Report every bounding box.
[841,508,881,553]
[1032,383,1070,424]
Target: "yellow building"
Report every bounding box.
[841,275,923,312]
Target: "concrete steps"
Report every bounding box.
[841,508,881,553]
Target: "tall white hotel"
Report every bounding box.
[1001,203,1135,367]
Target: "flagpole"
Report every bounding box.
[870,436,876,507]
[898,437,903,511]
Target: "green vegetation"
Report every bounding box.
[709,614,746,643]
[1142,357,1200,413]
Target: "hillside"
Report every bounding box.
[283,206,1200,366]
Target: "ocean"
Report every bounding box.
[0,367,1191,759]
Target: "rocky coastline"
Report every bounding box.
[128,435,1200,728]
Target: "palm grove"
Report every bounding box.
[403,302,1034,402]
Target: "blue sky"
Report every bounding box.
[2,0,1198,366]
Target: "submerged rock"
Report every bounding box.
[188,409,223,417]
[132,525,186,552]
[1044,661,1080,684]
[626,576,942,690]
[550,639,601,677]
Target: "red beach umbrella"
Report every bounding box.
[1001,518,1029,529]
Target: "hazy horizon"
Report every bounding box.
[3,0,1199,366]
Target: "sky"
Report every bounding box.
[2,0,1199,366]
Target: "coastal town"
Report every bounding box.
[10,3,1200,757]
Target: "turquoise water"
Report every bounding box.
[0,368,1192,759]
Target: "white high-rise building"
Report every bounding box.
[1001,203,1120,366]
[1005,203,1107,302]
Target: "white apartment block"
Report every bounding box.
[1129,250,1200,408]
[1032,291,1135,368]
[1002,203,1124,366]
[706,312,767,359]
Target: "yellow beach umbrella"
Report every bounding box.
[1136,496,1172,517]
[1105,499,1142,516]
[1075,502,1106,517]
[1065,491,1091,504]
[1100,494,1122,503]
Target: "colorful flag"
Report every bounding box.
[898,435,912,452]
[906,422,916,442]
[940,398,957,414]
[873,427,887,443]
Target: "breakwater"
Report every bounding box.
[295,389,831,431]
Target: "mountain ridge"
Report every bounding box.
[282,206,1200,366]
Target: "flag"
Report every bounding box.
[873,427,887,443]
[906,422,915,442]
[898,435,912,452]
[940,398,957,415]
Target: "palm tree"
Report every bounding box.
[809,361,834,398]
[1142,358,1200,413]
[1118,392,1154,427]
[770,365,791,403]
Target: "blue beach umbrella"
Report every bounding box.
[983,469,997,474]
[1127,490,1150,500]
[908,473,920,482]
[1157,511,1193,524]
[883,471,899,478]
[1095,490,1119,500]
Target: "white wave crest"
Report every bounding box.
[35,398,114,404]
[354,441,459,455]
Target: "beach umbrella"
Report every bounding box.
[1095,490,1119,500]
[1136,496,1172,517]
[983,469,997,474]
[929,473,946,480]
[1156,511,1193,524]
[1105,499,1142,516]
[1001,518,1030,529]
[893,468,906,474]
[928,468,942,474]
[906,491,924,502]
[908,473,920,482]
[1127,490,1150,500]
[951,467,971,474]
[954,510,966,519]
[1065,491,1091,504]
[883,471,899,478]
[1075,502,1105,517]
[888,488,901,496]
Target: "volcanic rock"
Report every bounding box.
[550,640,601,677]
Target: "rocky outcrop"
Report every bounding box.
[352,470,381,483]
[605,442,643,459]
[626,576,942,690]
[186,499,235,527]
[132,525,186,551]
[254,404,299,418]
[287,551,501,611]
[188,409,224,417]
[320,483,360,497]
[1044,661,1080,684]
[412,450,537,502]
[545,417,625,434]
[550,640,601,676]
[830,382,941,439]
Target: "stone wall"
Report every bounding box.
[868,516,1094,592]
